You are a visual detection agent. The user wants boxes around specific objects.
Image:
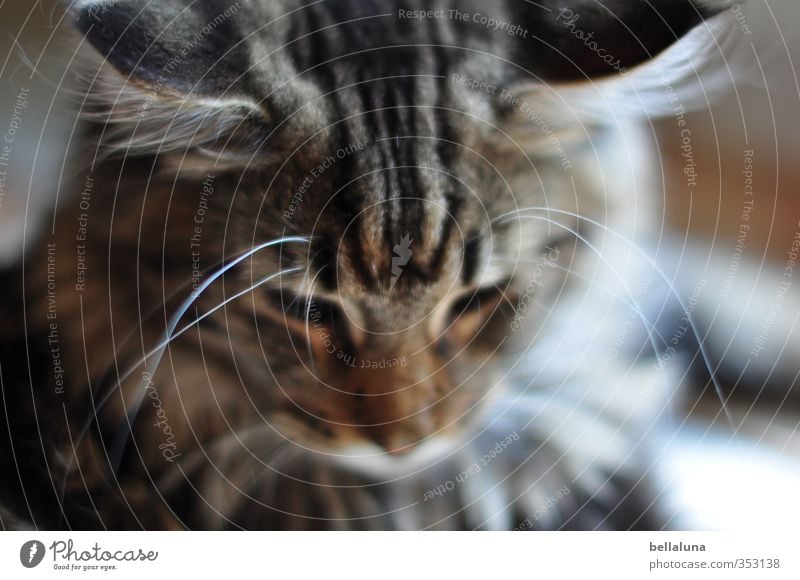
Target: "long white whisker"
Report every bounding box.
[500,216,672,395]
[123,237,307,403]
[65,236,308,482]
[100,246,303,381]
[495,205,734,428]
[129,267,302,388]
[107,237,308,468]
[501,257,671,359]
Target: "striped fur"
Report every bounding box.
[0,0,727,529]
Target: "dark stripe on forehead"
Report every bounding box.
[309,234,338,291]
[462,233,482,286]
[290,5,373,292]
[427,18,459,172]
[282,0,473,293]
[287,4,324,74]
[427,192,462,280]
[327,193,378,291]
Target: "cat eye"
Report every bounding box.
[263,289,350,338]
[306,296,348,330]
[448,284,509,322]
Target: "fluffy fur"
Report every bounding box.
[0,0,734,529]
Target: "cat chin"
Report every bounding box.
[329,437,463,480]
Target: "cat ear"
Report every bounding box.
[507,0,727,80]
[73,0,265,163]
[497,0,760,127]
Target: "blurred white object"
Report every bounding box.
[663,421,800,530]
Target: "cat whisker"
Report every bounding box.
[123,236,306,398]
[492,205,733,429]
[63,236,309,499]
[487,221,680,438]
[499,258,672,378]
[96,233,314,392]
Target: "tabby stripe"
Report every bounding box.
[462,233,483,286]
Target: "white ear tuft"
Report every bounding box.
[71,0,269,165]
[516,4,782,125]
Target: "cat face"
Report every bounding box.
[74,0,721,472]
[195,67,548,466]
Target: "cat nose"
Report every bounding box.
[339,358,445,454]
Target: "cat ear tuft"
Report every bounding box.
[503,0,764,124]
[507,0,724,81]
[73,0,265,163]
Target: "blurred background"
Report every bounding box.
[653,1,800,530]
[0,1,798,530]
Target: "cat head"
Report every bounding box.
[73,0,728,471]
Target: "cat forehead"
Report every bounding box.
[76,0,718,85]
[285,192,495,296]
[268,128,523,294]
[75,0,722,166]
[259,164,523,298]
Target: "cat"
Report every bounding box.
[0,0,732,530]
